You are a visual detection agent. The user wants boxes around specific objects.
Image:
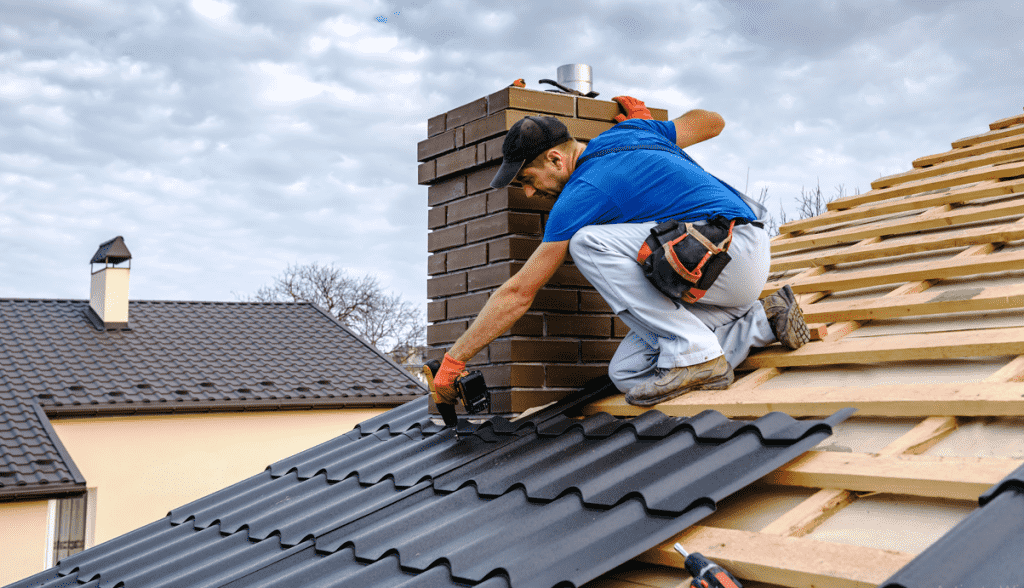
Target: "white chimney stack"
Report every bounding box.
[88,236,132,330]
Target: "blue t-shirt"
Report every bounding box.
[542,119,755,242]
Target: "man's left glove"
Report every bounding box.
[612,95,653,123]
[431,352,467,405]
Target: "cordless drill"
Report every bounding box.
[423,359,490,429]
[674,543,742,588]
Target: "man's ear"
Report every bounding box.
[547,148,565,170]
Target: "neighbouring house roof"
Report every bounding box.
[6,378,852,588]
[0,299,425,501]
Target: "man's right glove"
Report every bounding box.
[612,95,653,123]
[431,352,467,406]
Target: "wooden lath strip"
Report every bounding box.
[912,131,1024,170]
[771,218,1024,272]
[778,176,1024,236]
[801,282,1024,322]
[639,525,913,588]
[584,382,1024,418]
[825,159,1024,211]
[765,248,1024,296]
[741,326,1024,369]
[877,143,1024,189]
[771,197,1024,253]
[952,121,1024,149]
[761,451,1023,501]
[990,111,1024,131]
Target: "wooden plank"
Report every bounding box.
[990,112,1024,131]
[764,248,1024,296]
[741,326,1024,369]
[761,451,1023,501]
[583,382,1024,418]
[771,196,1024,253]
[952,121,1024,149]
[912,132,1024,170]
[771,219,1024,272]
[825,159,1024,211]
[759,488,856,538]
[801,282,1024,322]
[778,176,1024,237]
[876,416,959,457]
[876,144,1024,189]
[639,526,913,588]
[988,355,1024,382]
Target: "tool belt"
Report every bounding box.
[637,216,737,303]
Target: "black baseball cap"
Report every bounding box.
[490,116,572,189]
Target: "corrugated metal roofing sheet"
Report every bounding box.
[0,299,425,500]
[6,382,853,588]
[879,461,1024,588]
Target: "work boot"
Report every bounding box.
[762,284,811,349]
[625,355,733,407]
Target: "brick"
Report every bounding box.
[488,236,541,262]
[447,193,488,224]
[424,347,445,364]
[427,176,467,206]
[488,86,576,117]
[532,289,578,312]
[464,112,513,144]
[454,127,465,148]
[481,136,504,163]
[427,253,446,275]
[549,264,592,287]
[447,292,490,318]
[477,364,545,388]
[576,97,668,122]
[468,261,523,291]
[580,291,612,313]
[506,313,543,336]
[427,273,467,298]
[489,339,579,363]
[427,300,446,322]
[446,97,488,130]
[487,186,553,213]
[613,316,630,337]
[435,146,480,178]
[463,348,489,367]
[467,163,502,194]
[417,160,436,185]
[446,243,488,271]
[466,211,542,243]
[428,206,446,230]
[427,224,466,252]
[546,365,608,388]
[417,130,456,162]
[547,315,611,337]
[428,113,446,137]
[582,340,620,362]
[427,320,467,345]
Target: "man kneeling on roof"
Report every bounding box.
[432,96,810,408]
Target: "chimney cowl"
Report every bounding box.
[90,236,132,266]
[87,236,132,331]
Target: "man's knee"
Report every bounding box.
[568,225,601,259]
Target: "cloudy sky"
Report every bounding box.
[2,1,1022,318]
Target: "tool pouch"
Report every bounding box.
[636,216,735,303]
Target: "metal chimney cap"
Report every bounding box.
[556,64,593,95]
[90,236,132,265]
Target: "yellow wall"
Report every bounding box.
[49,408,382,548]
[0,499,50,585]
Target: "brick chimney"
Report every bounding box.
[419,85,668,413]
[87,236,132,330]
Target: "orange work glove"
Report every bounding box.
[612,95,653,123]
[431,353,467,405]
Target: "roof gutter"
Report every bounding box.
[42,395,426,419]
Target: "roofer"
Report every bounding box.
[432,96,809,408]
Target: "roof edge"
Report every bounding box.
[0,482,88,503]
[42,395,425,419]
[32,401,86,485]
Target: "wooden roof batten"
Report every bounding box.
[586,107,1024,588]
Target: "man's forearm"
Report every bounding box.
[447,282,533,362]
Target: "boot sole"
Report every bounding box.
[625,370,733,407]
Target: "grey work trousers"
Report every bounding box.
[568,221,775,392]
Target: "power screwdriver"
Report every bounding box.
[673,543,742,588]
[423,359,490,429]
